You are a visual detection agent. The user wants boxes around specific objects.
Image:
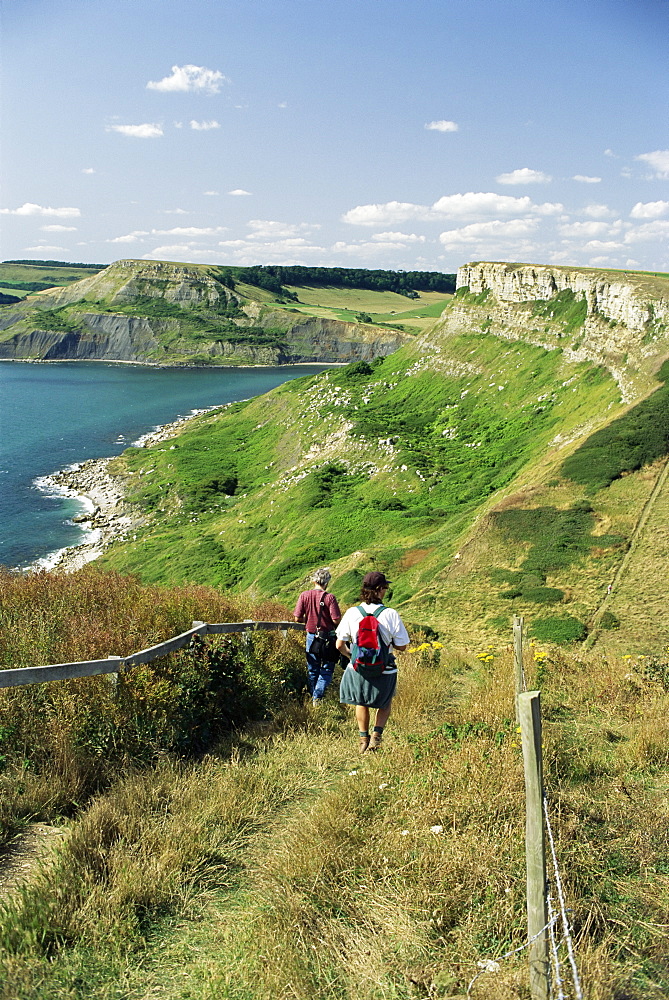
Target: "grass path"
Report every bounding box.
[104,724,363,1000]
[588,456,669,651]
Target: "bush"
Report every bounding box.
[529,615,587,644]
[522,586,564,604]
[599,610,620,630]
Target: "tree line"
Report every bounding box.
[220,265,456,298]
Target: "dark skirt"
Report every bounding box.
[339,666,397,710]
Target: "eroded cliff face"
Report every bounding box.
[453,262,669,401]
[0,311,402,364]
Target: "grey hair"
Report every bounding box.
[311,567,332,588]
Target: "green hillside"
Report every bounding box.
[3,261,669,998]
[89,261,669,655]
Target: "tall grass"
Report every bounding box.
[1,575,668,997]
[0,567,304,840]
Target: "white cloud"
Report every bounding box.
[624,220,669,244]
[439,219,538,246]
[40,225,77,232]
[582,204,614,219]
[558,220,614,238]
[108,123,163,138]
[204,190,219,196]
[583,240,624,251]
[630,200,669,219]
[247,220,317,240]
[604,149,617,158]
[155,226,227,236]
[1,202,81,217]
[425,120,459,132]
[573,175,601,184]
[146,64,228,95]
[82,167,95,174]
[371,231,425,243]
[109,230,150,243]
[433,192,561,217]
[228,188,252,196]
[163,208,188,215]
[190,120,220,131]
[496,168,552,185]
[24,245,66,253]
[342,201,428,226]
[110,226,228,243]
[278,101,288,109]
[636,150,669,179]
[342,192,562,227]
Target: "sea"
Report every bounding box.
[0,361,330,570]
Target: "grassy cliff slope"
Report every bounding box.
[93,262,669,656]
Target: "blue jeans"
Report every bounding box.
[306,633,336,701]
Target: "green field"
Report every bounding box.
[282,285,451,330]
[0,262,104,299]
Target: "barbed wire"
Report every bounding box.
[547,888,566,1000]
[543,793,583,1000]
[466,914,559,997]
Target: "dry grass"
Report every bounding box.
[0,622,668,997]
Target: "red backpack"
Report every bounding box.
[351,605,391,678]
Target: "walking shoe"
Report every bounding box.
[359,735,370,753]
[368,731,383,751]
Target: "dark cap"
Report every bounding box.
[362,571,392,589]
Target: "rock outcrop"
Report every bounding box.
[453,262,669,401]
[0,260,406,365]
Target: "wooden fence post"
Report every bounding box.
[107,655,122,693]
[519,690,549,1000]
[513,615,524,723]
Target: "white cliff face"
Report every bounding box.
[453,262,669,401]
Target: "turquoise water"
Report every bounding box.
[0,361,328,569]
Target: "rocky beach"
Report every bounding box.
[37,409,214,573]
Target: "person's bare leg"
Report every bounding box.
[369,704,392,749]
[355,705,371,752]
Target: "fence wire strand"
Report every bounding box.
[543,794,583,1000]
[466,914,560,997]
[547,888,566,1000]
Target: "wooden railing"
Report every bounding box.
[0,620,305,690]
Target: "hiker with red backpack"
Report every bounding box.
[336,571,410,753]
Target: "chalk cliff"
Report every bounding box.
[452,262,669,400]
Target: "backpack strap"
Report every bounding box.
[356,604,386,618]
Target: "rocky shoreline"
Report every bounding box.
[35,409,216,574]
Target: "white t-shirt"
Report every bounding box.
[336,603,410,675]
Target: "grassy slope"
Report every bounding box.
[0,265,414,362]
[2,619,668,999]
[99,302,626,639]
[0,263,103,298]
[282,285,451,331]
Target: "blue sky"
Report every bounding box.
[2,0,668,274]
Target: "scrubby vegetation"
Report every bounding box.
[1,574,668,998]
[562,361,669,490]
[0,568,304,841]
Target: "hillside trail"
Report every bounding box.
[585,455,669,649]
[98,717,396,1000]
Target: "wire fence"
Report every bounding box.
[471,617,584,1000]
[1,610,583,996]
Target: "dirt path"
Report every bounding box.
[0,823,67,894]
